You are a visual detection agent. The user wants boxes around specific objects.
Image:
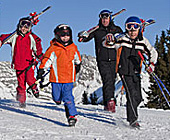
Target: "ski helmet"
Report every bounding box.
[17,17,32,33]
[53,24,72,44]
[99,9,112,20]
[125,16,142,32]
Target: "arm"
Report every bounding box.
[74,47,82,73]
[32,33,43,60]
[78,26,97,42]
[144,37,158,64]
[0,34,12,47]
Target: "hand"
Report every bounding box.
[146,63,155,73]
[0,40,2,47]
[102,33,115,48]
[36,69,45,81]
[105,33,115,46]
[78,30,89,42]
[78,30,89,38]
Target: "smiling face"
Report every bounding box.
[128,29,139,40]
[101,17,110,27]
[20,26,30,34]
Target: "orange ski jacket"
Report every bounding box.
[39,40,81,83]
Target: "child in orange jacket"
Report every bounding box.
[37,24,81,126]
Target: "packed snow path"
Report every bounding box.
[0,97,170,140]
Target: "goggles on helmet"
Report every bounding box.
[126,22,141,31]
[59,30,70,37]
[20,20,31,29]
[100,13,110,19]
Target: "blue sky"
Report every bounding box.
[0,0,170,61]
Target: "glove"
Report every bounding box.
[36,69,45,81]
[78,30,89,38]
[75,63,81,74]
[146,63,155,73]
[78,30,89,42]
[105,33,115,45]
[102,33,115,48]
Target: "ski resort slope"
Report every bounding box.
[0,97,170,140]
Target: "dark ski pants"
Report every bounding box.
[97,61,116,106]
[121,74,142,123]
[51,83,78,118]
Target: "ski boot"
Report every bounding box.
[68,116,77,127]
[130,120,140,129]
[32,88,39,98]
[19,102,26,108]
[104,98,116,113]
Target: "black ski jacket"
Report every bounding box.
[82,22,122,62]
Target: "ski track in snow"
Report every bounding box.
[0,97,170,140]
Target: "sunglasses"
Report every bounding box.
[59,31,70,37]
[20,20,31,29]
[100,13,110,19]
[126,23,141,30]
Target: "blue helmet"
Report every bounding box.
[99,9,113,20]
[125,16,142,32]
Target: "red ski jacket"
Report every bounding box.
[0,32,43,70]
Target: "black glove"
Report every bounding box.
[36,69,45,81]
[75,63,81,74]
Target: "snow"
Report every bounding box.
[0,61,170,140]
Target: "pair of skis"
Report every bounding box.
[138,51,170,108]
[114,18,156,41]
[1,6,51,45]
[78,8,126,42]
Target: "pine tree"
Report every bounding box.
[147,29,170,109]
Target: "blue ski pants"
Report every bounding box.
[51,82,78,117]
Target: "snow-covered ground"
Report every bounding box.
[0,60,170,140]
[1,97,170,140]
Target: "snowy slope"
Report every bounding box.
[0,59,170,140]
[0,98,170,140]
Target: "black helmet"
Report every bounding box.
[17,17,32,35]
[54,24,72,39]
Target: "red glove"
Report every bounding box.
[146,63,155,73]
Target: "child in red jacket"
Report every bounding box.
[0,17,43,107]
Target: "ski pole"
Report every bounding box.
[138,51,170,107]
[26,69,50,94]
[138,51,170,97]
[151,72,170,107]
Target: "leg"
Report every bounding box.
[26,67,39,97]
[51,83,62,104]
[16,70,26,104]
[97,61,116,112]
[62,83,78,117]
[121,75,142,124]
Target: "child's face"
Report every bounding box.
[60,30,71,43]
[128,30,139,40]
[20,26,30,35]
[60,35,70,43]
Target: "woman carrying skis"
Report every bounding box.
[103,16,158,128]
[37,24,81,126]
[0,17,43,107]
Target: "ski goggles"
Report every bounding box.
[126,22,141,30]
[20,20,31,28]
[100,13,110,19]
[59,30,71,37]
